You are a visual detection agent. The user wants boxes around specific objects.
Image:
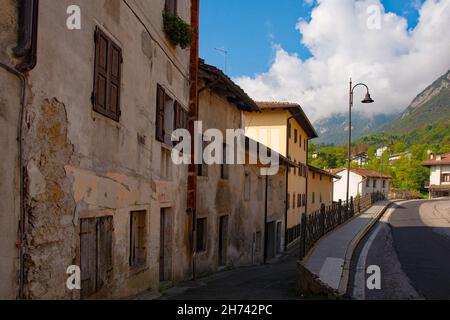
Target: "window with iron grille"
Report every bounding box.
[92,27,122,121]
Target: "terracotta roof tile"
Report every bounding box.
[421,153,450,166]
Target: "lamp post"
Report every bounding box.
[346,79,374,205]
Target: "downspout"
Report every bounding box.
[1,0,39,300]
[263,174,269,263]
[284,119,291,251]
[188,0,200,280]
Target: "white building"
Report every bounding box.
[376,146,389,158]
[422,153,450,198]
[351,152,369,167]
[331,168,392,202]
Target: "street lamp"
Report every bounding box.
[346,79,374,205]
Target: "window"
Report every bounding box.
[303,193,306,207]
[221,144,229,179]
[293,193,296,209]
[80,216,113,298]
[442,174,450,183]
[329,177,332,183]
[287,122,291,139]
[297,194,301,208]
[156,85,188,145]
[294,129,298,143]
[161,147,172,179]
[244,174,251,201]
[93,27,122,121]
[130,211,147,269]
[196,218,207,252]
[373,179,377,188]
[287,193,290,209]
[312,192,315,204]
[383,180,386,188]
[299,135,302,147]
[165,0,177,15]
[366,179,370,188]
[313,172,316,179]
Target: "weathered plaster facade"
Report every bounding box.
[195,64,286,276]
[307,166,337,215]
[1,0,194,299]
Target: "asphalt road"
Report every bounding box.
[349,199,450,300]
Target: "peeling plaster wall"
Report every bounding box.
[196,88,286,276]
[14,0,191,299]
[0,0,20,299]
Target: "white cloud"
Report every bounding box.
[235,0,450,122]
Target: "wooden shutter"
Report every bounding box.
[80,218,97,298]
[97,216,113,290]
[93,27,122,121]
[156,84,165,142]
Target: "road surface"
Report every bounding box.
[349,199,450,300]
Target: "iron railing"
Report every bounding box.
[287,191,385,259]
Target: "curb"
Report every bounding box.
[337,201,395,295]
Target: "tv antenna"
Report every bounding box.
[214,48,228,74]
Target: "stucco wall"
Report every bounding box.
[0,0,20,299]
[1,0,192,299]
[308,171,334,214]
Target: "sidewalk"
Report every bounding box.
[302,200,391,294]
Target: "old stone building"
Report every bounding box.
[244,103,318,247]
[0,0,198,299]
[194,62,287,276]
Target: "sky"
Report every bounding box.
[199,0,450,122]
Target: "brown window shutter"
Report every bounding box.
[97,216,113,290]
[80,218,97,298]
[155,84,165,142]
[93,27,122,121]
[108,43,122,120]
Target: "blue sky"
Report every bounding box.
[200,0,425,78]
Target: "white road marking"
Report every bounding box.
[352,223,383,300]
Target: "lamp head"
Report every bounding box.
[361,92,374,104]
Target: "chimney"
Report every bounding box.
[430,153,435,160]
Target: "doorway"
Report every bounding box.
[218,215,229,267]
[266,221,276,261]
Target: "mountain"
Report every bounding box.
[384,69,450,136]
[313,112,399,146]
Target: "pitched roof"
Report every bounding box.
[254,101,318,139]
[330,168,393,179]
[198,60,260,112]
[308,165,341,179]
[421,153,450,166]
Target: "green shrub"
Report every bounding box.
[163,12,193,49]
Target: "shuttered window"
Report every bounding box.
[93,27,122,121]
[80,216,113,298]
[165,0,177,15]
[156,84,166,142]
[130,211,147,269]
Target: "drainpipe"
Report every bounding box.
[263,174,269,263]
[188,0,200,280]
[0,0,40,300]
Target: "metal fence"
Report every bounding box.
[287,191,385,259]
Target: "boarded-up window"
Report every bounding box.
[80,216,113,298]
[165,0,177,15]
[196,218,207,252]
[130,211,147,269]
[93,27,122,121]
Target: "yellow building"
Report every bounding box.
[245,102,318,246]
[307,165,340,215]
